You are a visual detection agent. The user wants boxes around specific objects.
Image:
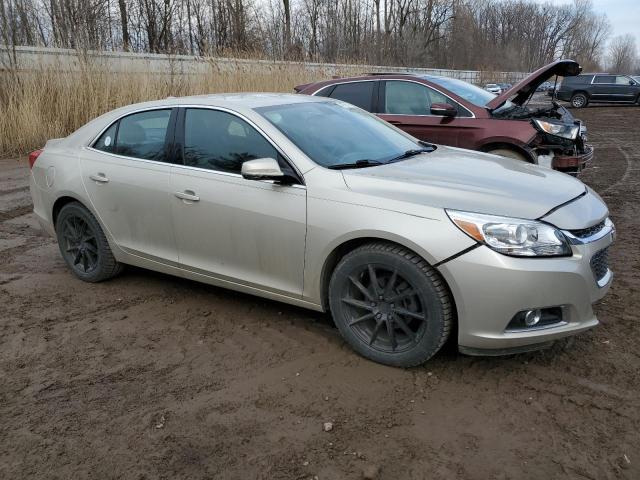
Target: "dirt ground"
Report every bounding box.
[1,105,639,480]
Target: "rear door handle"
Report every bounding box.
[89,173,109,183]
[174,190,200,202]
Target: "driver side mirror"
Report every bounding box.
[241,158,284,181]
[430,103,457,117]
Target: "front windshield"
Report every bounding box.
[427,76,514,110]
[255,101,422,168]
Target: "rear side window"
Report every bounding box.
[329,82,375,111]
[183,109,279,174]
[94,122,117,153]
[563,75,592,84]
[593,75,616,84]
[114,109,172,161]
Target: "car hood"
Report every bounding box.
[486,59,581,110]
[341,146,587,224]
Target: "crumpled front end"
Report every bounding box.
[532,121,593,175]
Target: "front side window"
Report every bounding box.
[328,82,375,111]
[615,76,632,85]
[426,76,512,111]
[384,81,469,117]
[255,101,423,169]
[114,109,172,161]
[183,109,279,174]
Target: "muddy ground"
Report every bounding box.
[1,105,639,480]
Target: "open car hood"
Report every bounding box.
[486,59,581,110]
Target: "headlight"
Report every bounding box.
[446,210,571,257]
[533,119,579,140]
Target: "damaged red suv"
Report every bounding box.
[295,60,593,175]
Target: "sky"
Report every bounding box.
[536,0,640,48]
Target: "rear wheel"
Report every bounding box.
[328,242,452,367]
[486,148,528,162]
[571,93,588,108]
[55,202,123,282]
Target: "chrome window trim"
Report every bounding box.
[591,75,634,85]
[310,78,476,119]
[88,105,174,147]
[310,79,378,97]
[86,104,306,187]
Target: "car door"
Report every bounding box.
[591,75,636,102]
[169,107,306,297]
[80,108,179,263]
[377,80,473,146]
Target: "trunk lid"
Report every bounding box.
[486,59,581,110]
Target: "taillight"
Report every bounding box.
[28,149,43,169]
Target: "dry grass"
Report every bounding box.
[0,60,358,158]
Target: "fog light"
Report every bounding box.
[506,307,564,332]
[524,309,542,327]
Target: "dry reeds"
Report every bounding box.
[0,59,356,158]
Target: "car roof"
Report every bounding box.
[119,92,328,112]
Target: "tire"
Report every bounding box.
[487,148,528,162]
[55,202,123,282]
[570,93,588,108]
[328,242,453,367]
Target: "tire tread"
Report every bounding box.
[330,241,453,367]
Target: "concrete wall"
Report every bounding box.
[0,45,529,84]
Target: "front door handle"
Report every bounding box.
[174,190,200,202]
[387,120,402,125]
[89,173,109,183]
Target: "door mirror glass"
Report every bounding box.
[241,158,284,181]
[430,103,457,117]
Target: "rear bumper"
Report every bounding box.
[552,144,594,170]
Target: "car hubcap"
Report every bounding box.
[574,97,584,107]
[62,216,99,273]
[340,265,427,353]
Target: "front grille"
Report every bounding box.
[590,247,609,282]
[570,220,605,239]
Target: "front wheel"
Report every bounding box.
[55,202,123,282]
[571,93,588,108]
[328,242,453,367]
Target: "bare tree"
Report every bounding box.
[608,34,637,73]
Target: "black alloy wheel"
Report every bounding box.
[329,242,452,367]
[55,202,123,282]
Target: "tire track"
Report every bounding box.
[0,205,33,222]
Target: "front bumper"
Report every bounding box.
[437,224,614,354]
[552,144,594,171]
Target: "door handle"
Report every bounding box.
[387,120,402,125]
[89,173,109,183]
[174,190,200,202]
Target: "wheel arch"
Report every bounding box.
[318,236,457,320]
[52,195,86,227]
[479,142,536,163]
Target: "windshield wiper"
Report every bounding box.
[389,144,435,162]
[326,159,384,170]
